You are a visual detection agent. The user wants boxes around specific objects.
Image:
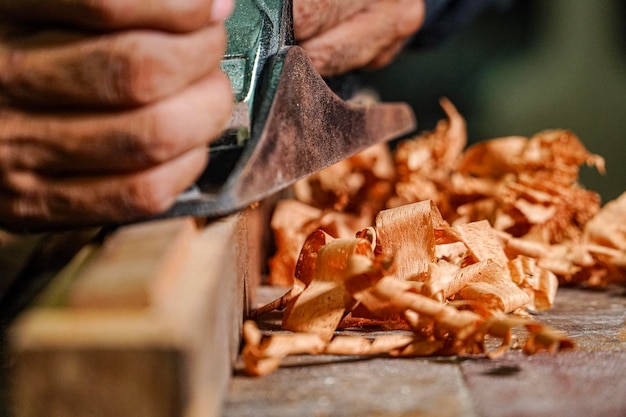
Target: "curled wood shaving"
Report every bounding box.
[271,99,619,287]
[245,259,573,375]
[250,98,623,376]
[585,191,626,251]
[242,320,415,376]
[522,322,576,354]
[292,143,396,223]
[281,237,373,341]
[268,200,369,286]
[245,201,574,375]
[508,255,559,311]
[389,97,466,214]
[268,200,323,287]
[374,200,446,281]
[242,320,326,376]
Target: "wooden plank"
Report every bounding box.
[235,198,275,316]
[12,348,183,417]
[68,217,198,309]
[8,206,267,417]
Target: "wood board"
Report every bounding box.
[6,206,267,417]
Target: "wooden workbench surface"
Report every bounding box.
[223,285,626,417]
[2,214,625,417]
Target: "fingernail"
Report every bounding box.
[211,0,235,21]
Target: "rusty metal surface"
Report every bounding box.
[229,47,416,204]
[222,286,626,417]
[162,46,416,219]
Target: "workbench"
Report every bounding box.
[1,212,625,417]
[223,285,626,417]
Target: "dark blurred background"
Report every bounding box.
[360,0,626,203]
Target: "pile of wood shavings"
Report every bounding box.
[243,98,625,376]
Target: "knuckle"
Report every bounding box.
[105,26,228,105]
[167,0,215,31]
[115,39,162,104]
[84,0,127,27]
[145,106,188,160]
[395,1,425,38]
[0,145,13,176]
[106,35,169,105]
[120,174,175,218]
[0,176,49,228]
[10,196,46,226]
[107,130,152,165]
[0,48,22,97]
[0,169,16,192]
[0,164,27,195]
[108,122,176,167]
[302,42,336,76]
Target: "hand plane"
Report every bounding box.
[162,0,416,218]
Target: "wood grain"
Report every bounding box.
[8,207,267,417]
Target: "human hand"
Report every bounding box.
[0,0,234,231]
[293,0,425,77]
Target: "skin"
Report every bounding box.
[0,0,425,231]
[0,0,235,230]
[294,0,426,76]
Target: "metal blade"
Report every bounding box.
[159,46,416,219]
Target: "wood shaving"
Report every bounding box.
[247,200,574,375]
[269,98,622,287]
[250,98,624,376]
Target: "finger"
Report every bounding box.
[0,23,227,107]
[293,0,376,41]
[366,40,406,70]
[0,147,208,230]
[0,71,233,174]
[300,0,425,76]
[0,0,234,32]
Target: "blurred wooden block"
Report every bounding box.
[7,207,267,417]
[67,217,197,309]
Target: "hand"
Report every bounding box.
[0,0,234,231]
[293,0,426,77]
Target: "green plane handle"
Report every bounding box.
[201,0,293,184]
